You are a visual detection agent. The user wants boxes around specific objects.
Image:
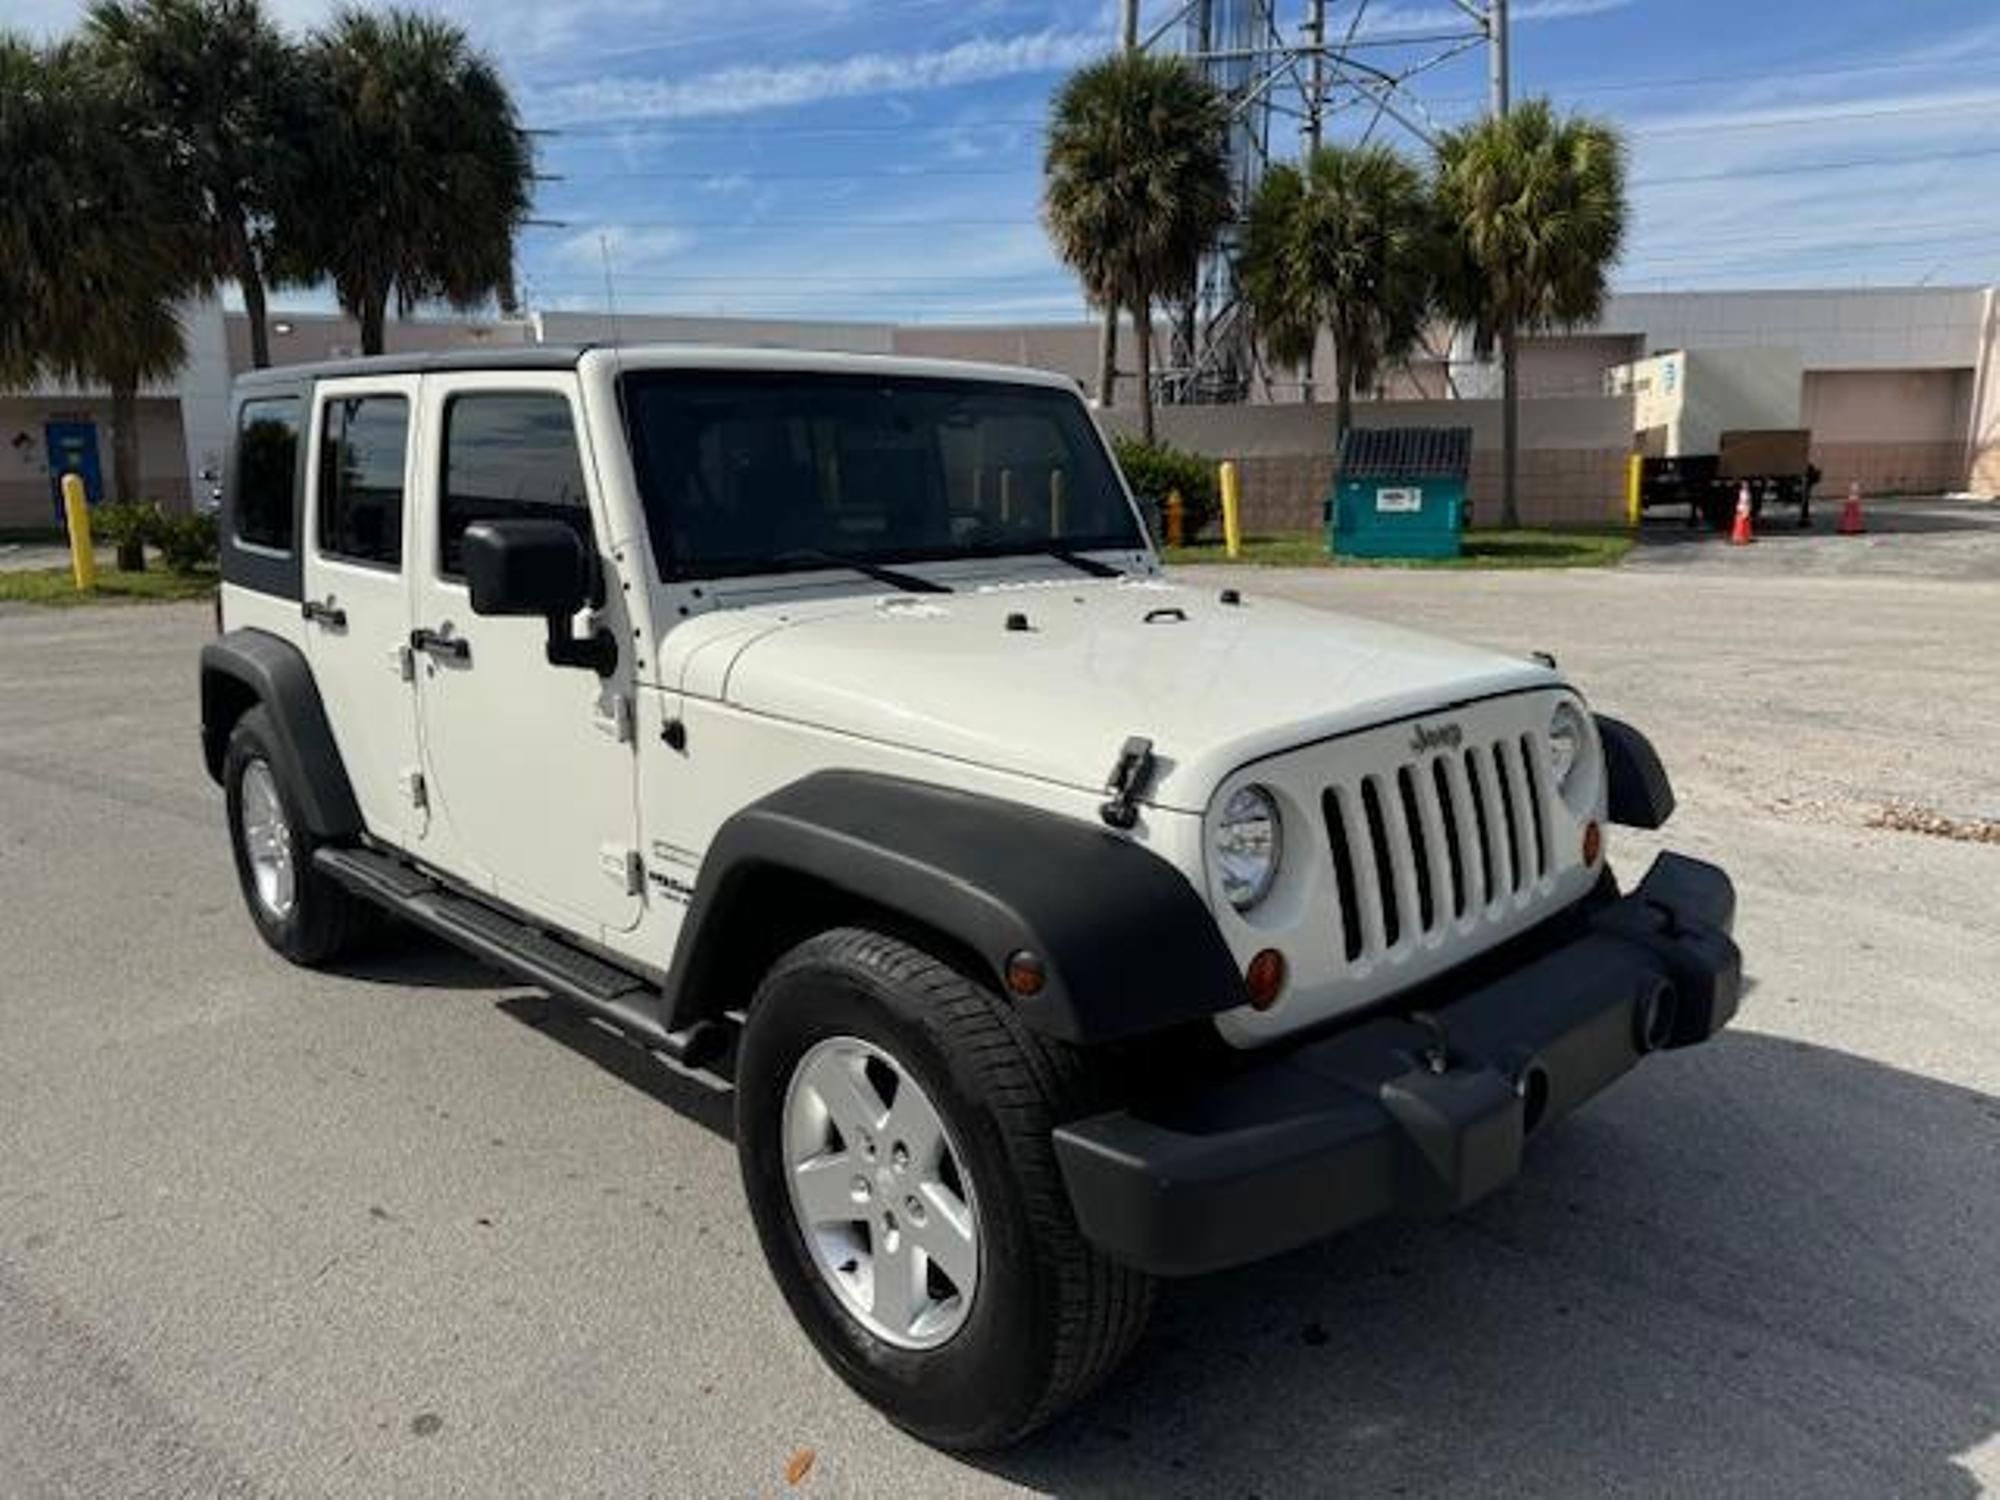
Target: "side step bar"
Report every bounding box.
[314,845,728,1071]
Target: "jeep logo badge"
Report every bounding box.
[1410,721,1463,754]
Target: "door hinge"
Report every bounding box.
[593,693,634,745]
[398,768,428,810]
[390,644,414,682]
[600,844,643,896]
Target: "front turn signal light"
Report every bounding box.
[1245,948,1287,1010]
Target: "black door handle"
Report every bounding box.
[410,627,470,663]
[301,598,347,628]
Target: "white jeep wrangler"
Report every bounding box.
[200,346,1739,1449]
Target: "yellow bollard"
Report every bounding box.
[61,473,96,592]
[1165,489,1185,549]
[1220,460,1243,559]
[1625,452,1643,530]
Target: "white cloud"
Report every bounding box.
[550,225,695,274]
[535,28,1107,124]
[1356,0,1630,36]
[1625,88,2000,138]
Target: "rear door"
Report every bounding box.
[407,372,642,936]
[300,376,422,847]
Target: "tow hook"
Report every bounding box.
[1409,1010,1451,1075]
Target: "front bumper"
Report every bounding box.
[1053,852,1740,1276]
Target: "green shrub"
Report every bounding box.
[94,499,160,572]
[1110,436,1220,539]
[155,510,218,574]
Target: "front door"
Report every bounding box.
[408,374,642,937]
[300,376,423,848]
[44,421,103,515]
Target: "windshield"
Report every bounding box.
[621,370,1146,580]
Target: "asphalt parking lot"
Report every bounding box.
[2,501,1997,1497]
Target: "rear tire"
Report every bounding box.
[735,926,1153,1450]
[223,706,371,966]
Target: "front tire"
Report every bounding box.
[735,927,1152,1450]
[223,706,370,966]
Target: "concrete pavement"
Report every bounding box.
[1,550,1996,1496]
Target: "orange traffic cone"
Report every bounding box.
[1838,480,1866,535]
[1729,483,1754,546]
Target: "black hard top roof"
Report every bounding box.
[234,344,590,388]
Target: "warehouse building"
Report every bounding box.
[4,284,1996,532]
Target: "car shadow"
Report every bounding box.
[967,1029,2000,1497]
[493,992,736,1138]
[348,945,2000,1494]
[330,927,511,990]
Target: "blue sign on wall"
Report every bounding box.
[44,420,104,517]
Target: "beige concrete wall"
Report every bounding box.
[1970,291,2000,496]
[1803,368,1974,494]
[893,322,1104,388]
[536,310,892,355]
[229,311,531,374]
[1097,395,1634,533]
[0,398,190,530]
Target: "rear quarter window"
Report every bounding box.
[234,397,301,553]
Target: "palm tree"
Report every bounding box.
[0,35,202,504]
[1045,53,1232,443]
[1435,99,1626,527]
[1239,143,1434,444]
[290,9,532,355]
[84,0,306,370]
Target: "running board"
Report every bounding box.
[313,846,727,1070]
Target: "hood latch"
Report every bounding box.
[1099,736,1156,830]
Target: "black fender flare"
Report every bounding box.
[199,628,362,839]
[662,770,1246,1045]
[1595,714,1675,830]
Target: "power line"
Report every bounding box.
[1635,95,2000,137]
[531,47,2000,141]
[540,112,2000,186]
[528,149,2000,237]
[1632,143,2000,187]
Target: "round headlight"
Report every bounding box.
[1214,785,1282,911]
[1547,699,1590,800]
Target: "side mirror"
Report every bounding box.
[464,518,591,617]
[462,519,616,675]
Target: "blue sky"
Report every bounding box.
[21,0,2000,323]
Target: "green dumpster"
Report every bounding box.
[1327,427,1473,559]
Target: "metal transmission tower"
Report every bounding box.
[1136,0,1506,405]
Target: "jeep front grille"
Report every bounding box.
[1321,733,1553,964]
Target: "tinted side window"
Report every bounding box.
[317,395,408,568]
[235,398,300,551]
[439,393,589,579]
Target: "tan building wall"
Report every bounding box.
[1096,396,1633,534]
[0,398,190,531]
[232,311,531,372]
[1803,368,1973,495]
[893,322,1103,385]
[1961,291,2000,496]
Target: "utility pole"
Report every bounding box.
[1488,0,1519,526]
[1304,0,1325,155]
[1488,0,1508,116]
[1097,0,1142,413]
[1300,0,1326,404]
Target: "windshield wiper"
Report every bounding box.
[771,549,952,594]
[1034,545,1124,579]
